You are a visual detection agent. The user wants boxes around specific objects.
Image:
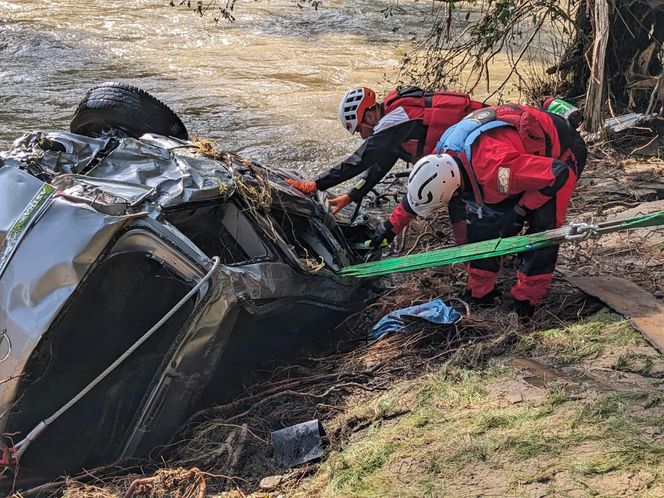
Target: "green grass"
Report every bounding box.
[569,392,664,481]
[327,439,397,494]
[582,393,630,420]
[544,383,573,409]
[297,370,586,497]
[613,351,664,378]
[515,308,641,365]
[413,369,490,409]
[290,310,664,498]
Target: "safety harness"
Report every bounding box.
[434,105,562,211]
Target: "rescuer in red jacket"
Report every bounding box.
[285,86,485,213]
[369,104,587,317]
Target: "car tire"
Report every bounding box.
[70,82,189,140]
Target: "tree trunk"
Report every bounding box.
[585,0,610,132]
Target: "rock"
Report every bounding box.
[504,391,524,404]
[259,475,283,490]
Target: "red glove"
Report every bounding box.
[329,194,352,215]
[285,178,317,194]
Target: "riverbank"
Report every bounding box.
[283,309,664,497]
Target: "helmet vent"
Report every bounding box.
[409,160,429,183]
[417,172,438,202]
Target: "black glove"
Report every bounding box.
[498,205,527,238]
[368,220,397,250]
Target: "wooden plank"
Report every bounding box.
[566,275,664,354]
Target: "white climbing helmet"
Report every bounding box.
[338,87,377,134]
[407,154,461,217]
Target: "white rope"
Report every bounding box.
[12,256,220,459]
[0,329,11,364]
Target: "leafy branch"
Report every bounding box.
[398,0,575,101]
[168,0,322,23]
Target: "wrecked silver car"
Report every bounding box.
[0,84,376,484]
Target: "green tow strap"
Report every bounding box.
[339,209,664,278]
[620,210,664,229]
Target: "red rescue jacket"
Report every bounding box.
[437,105,574,208]
[388,104,586,234]
[382,87,484,162]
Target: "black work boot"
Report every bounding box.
[463,288,500,307]
[511,298,536,320]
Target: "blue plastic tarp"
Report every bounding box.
[370,298,462,339]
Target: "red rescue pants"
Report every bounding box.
[463,180,574,305]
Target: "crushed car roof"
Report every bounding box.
[0,131,322,216]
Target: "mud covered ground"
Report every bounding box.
[13,152,664,498]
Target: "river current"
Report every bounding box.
[0,0,441,178]
[0,1,541,182]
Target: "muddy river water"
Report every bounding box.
[0,1,530,181]
[0,0,432,176]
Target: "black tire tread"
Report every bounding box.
[70,82,188,140]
